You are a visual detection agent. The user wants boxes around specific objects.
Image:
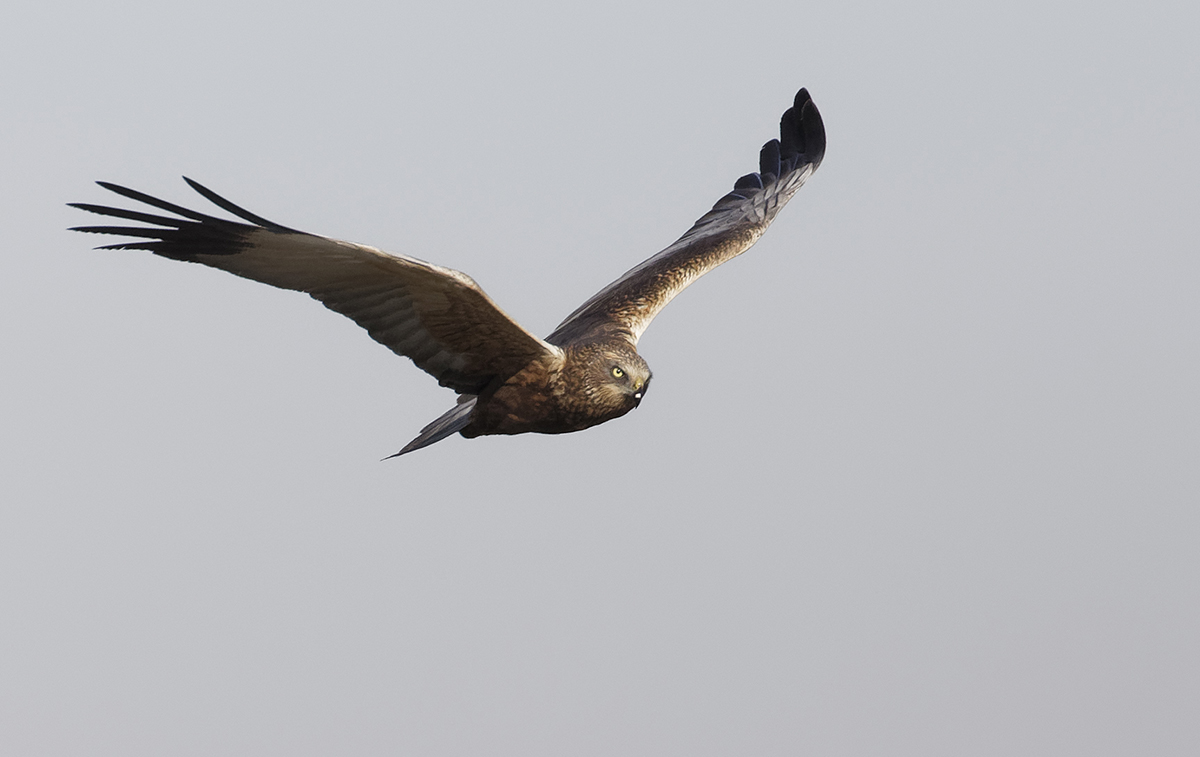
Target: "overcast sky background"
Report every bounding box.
[2,0,1198,754]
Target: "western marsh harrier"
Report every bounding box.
[70,88,825,456]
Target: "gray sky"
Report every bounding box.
[3,0,1198,754]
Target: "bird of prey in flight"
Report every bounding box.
[70,88,825,457]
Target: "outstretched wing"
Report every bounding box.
[547,88,825,346]
[70,178,562,395]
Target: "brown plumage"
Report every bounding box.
[69,88,825,456]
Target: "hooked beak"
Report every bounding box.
[632,377,648,405]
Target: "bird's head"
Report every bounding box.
[585,341,652,413]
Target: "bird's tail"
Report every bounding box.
[384,397,477,459]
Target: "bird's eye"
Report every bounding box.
[611,366,624,378]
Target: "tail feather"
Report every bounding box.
[384,397,477,459]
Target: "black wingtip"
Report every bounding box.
[68,179,264,259]
[181,176,300,233]
[780,87,826,170]
[758,139,782,180]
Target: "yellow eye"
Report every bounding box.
[611,366,624,378]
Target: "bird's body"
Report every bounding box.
[70,88,825,456]
[466,342,649,438]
